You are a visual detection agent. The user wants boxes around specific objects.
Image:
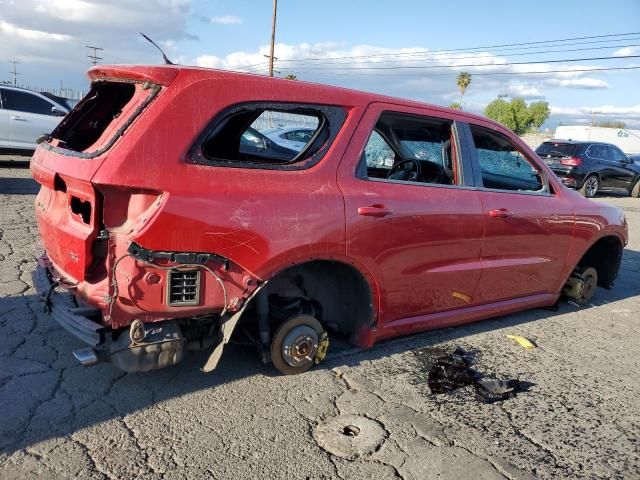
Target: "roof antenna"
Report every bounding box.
[140,32,174,65]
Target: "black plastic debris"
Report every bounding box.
[412,346,533,403]
[475,378,534,404]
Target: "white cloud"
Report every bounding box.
[0,20,72,41]
[544,77,609,89]
[502,84,544,99]
[0,0,194,87]
[209,15,242,25]
[613,46,640,57]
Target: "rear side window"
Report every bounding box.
[471,126,544,192]
[191,103,346,170]
[46,81,160,158]
[535,142,577,157]
[1,89,54,115]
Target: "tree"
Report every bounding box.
[484,97,549,134]
[595,120,625,128]
[449,102,461,110]
[456,72,472,108]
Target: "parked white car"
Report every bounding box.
[262,126,317,152]
[0,86,70,151]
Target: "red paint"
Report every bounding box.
[31,65,628,343]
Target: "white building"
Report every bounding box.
[555,126,640,155]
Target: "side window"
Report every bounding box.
[470,126,544,192]
[363,131,396,169]
[609,146,627,163]
[199,106,336,165]
[359,112,456,186]
[587,144,606,160]
[2,89,54,115]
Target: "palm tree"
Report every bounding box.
[456,72,472,109]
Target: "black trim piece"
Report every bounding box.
[40,81,161,159]
[127,242,230,270]
[32,263,104,347]
[187,102,347,171]
[456,122,484,188]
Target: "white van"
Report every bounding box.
[0,86,70,151]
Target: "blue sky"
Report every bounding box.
[2,0,640,127]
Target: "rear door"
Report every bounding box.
[606,145,636,189]
[337,103,485,324]
[463,123,574,303]
[2,89,61,148]
[0,88,10,147]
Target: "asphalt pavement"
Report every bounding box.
[1,153,638,479]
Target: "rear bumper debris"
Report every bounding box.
[32,256,105,347]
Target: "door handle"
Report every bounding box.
[357,205,393,217]
[10,116,27,121]
[488,208,512,218]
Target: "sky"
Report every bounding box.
[1,0,639,128]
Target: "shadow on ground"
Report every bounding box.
[1,248,639,454]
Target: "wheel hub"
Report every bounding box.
[580,272,597,303]
[281,325,319,367]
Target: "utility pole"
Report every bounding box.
[9,60,19,86]
[86,45,104,66]
[268,0,278,76]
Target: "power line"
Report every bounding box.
[288,65,640,77]
[86,45,104,65]
[225,31,640,75]
[272,41,640,67]
[280,54,640,72]
[274,31,640,63]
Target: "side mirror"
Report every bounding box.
[51,106,66,117]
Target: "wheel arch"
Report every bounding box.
[572,234,623,288]
[261,257,380,347]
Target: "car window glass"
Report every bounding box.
[364,131,396,169]
[470,126,544,192]
[2,89,54,115]
[200,106,327,164]
[609,146,627,162]
[359,112,456,186]
[587,144,606,160]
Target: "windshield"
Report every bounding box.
[535,142,578,157]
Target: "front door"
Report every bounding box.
[606,145,636,189]
[464,123,574,303]
[337,104,485,324]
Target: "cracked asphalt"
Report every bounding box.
[1,154,639,479]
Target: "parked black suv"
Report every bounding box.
[535,140,640,197]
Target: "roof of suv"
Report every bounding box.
[88,64,494,125]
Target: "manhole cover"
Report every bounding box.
[312,414,387,460]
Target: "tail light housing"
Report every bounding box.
[560,156,582,166]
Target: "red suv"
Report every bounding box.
[31,65,627,375]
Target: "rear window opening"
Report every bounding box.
[51,82,134,152]
[191,103,347,169]
[202,108,323,164]
[46,80,160,157]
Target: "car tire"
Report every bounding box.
[580,175,599,198]
[631,179,640,198]
[270,315,327,375]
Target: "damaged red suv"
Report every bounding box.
[31,65,627,375]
